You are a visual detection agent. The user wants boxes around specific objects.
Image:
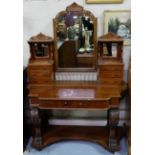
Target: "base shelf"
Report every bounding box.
[32,125,124,152]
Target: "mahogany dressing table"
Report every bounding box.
[27,3,125,152]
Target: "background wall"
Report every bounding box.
[23,0,131,71]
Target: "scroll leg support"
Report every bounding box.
[30,108,43,149]
[108,108,119,152]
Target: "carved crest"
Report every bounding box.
[66,2,84,12]
[28,33,53,43]
[55,2,95,19]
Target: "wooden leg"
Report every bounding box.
[30,108,43,149]
[108,108,119,152]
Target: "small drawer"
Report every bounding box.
[100,78,122,85]
[100,65,123,71]
[29,68,51,74]
[100,70,123,78]
[29,77,51,84]
[28,66,51,71]
[29,71,51,77]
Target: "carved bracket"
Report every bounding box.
[108,108,119,126]
[107,108,119,152]
[30,108,41,126]
[30,108,43,148]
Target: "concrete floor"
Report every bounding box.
[24,137,128,155]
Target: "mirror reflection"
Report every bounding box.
[34,43,49,57]
[56,12,95,68]
[102,43,117,58]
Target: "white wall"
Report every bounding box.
[23,0,131,70]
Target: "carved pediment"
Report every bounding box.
[28,33,53,43]
[98,32,123,42]
[66,2,84,12]
[55,2,95,20]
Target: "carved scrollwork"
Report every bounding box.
[66,2,84,12]
[30,108,43,147]
[108,108,119,126]
[30,108,41,126]
[108,127,118,152]
[107,108,119,152]
[34,127,42,146]
[28,33,53,43]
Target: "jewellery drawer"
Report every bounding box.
[29,71,51,77]
[99,70,123,78]
[100,78,123,85]
[29,77,51,84]
[28,65,51,70]
[39,100,110,109]
[99,65,123,71]
[28,68,51,73]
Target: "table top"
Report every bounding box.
[28,81,122,101]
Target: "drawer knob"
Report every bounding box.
[79,102,83,106]
[64,102,68,105]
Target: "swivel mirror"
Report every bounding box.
[53,3,97,71]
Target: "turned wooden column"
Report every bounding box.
[30,108,43,149]
[107,107,119,152]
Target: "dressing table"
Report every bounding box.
[27,3,124,152]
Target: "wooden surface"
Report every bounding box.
[28,60,54,84]
[28,82,121,111]
[97,33,124,85]
[29,81,122,152]
[98,60,124,85]
[29,82,121,98]
[27,3,126,152]
[32,125,124,152]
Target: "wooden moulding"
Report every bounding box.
[98,32,123,43]
[85,0,123,4]
[66,2,84,12]
[28,33,53,43]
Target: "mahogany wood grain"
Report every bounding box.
[32,125,124,152]
[27,4,126,152]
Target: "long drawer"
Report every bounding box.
[38,100,110,109]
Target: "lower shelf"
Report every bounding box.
[32,125,124,152]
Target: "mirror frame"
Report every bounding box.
[53,2,97,72]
